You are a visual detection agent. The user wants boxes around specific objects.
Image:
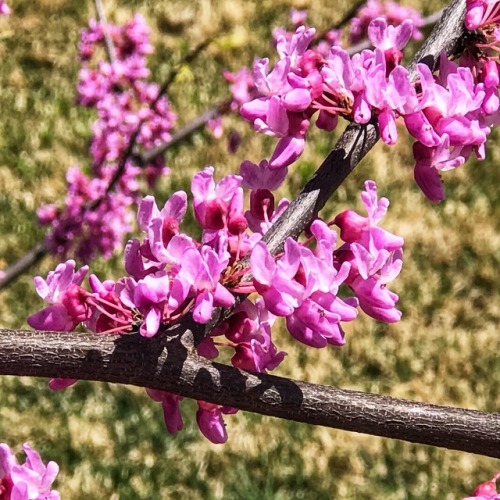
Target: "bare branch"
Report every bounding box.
[0,241,47,290]
[95,0,117,66]
[0,327,498,458]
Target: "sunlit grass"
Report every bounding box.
[0,0,498,498]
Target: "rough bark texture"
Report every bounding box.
[0,327,498,458]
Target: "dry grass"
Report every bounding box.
[0,0,498,498]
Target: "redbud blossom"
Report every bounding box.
[0,443,60,500]
[464,471,500,499]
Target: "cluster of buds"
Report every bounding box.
[37,15,176,262]
[229,9,500,202]
[28,159,403,442]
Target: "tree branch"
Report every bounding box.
[134,98,232,166]
[95,0,117,66]
[0,327,498,458]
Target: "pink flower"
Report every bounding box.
[27,260,89,332]
[0,2,10,15]
[120,272,171,337]
[465,0,500,30]
[215,298,286,373]
[177,246,235,323]
[196,402,238,444]
[349,0,423,44]
[464,472,500,499]
[0,443,60,500]
[145,390,184,434]
[191,167,242,231]
[239,159,287,191]
[334,181,404,323]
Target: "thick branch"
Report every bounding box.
[0,327,498,458]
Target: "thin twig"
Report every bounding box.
[95,0,117,66]
[158,37,216,96]
[315,0,367,41]
[0,241,48,290]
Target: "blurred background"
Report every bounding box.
[0,0,498,498]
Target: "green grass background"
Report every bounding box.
[0,0,498,498]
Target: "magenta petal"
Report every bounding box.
[393,20,414,50]
[161,191,188,221]
[269,136,305,169]
[240,97,269,122]
[250,242,275,285]
[378,108,398,145]
[193,291,213,323]
[316,110,338,131]
[40,461,59,492]
[162,398,184,434]
[27,305,75,332]
[49,378,77,391]
[464,2,484,30]
[367,17,387,48]
[404,112,440,147]
[196,407,228,444]
[141,307,161,337]
[267,96,289,136]
[414,158,445,203]
[0,443,17,476]
[286,313,328,348]
[11,481,29,500]
[213,283,235,308]
[137,196,159,231]
[282,88,312,112]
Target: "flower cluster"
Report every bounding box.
[349,0,424,43]
[334,180,404,322]
[38,14,176,262]
[237,15,500,202]
[223,1,422,123]
[28,165,403,443]
[0,443,59,500]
